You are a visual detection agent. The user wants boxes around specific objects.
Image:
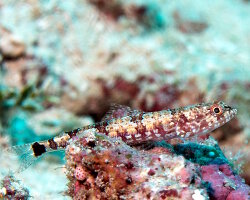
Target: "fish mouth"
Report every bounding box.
[230,108,237,118]
[219,107,237,125]
[224,104,237,115]
[232,108,237,115]
[197,107,237,136]
[209,107,237,131]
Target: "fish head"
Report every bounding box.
[175,101,237,137]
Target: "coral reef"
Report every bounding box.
[201,164,249,200]
[0,0,250,198]
[66,130,250,199]
[0,175,29,200]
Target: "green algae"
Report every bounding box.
[154,140,230,166]
[173,142,229,166]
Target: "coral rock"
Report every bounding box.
[74,165,87,181]
[66,130,250,199]
[0,175,29,200]
[201,164,250,200]
[66,130,209,199]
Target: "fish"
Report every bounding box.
[7,101,237,172]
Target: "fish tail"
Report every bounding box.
[5,143,38,173]
[6,140,51,173]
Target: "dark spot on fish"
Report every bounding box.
[170,109,177,115]
[48,138,58,150]
[67,128,80,138]
[59,140,68,148]
[87,140,96,148]
[137,113,144,120]
[224,105,232,110]
[96,122,108,134]
[131,115,138,122]
[32,142,46,157]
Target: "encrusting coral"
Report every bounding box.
[0,175,29,200]
[66,130,250,200]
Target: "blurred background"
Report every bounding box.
[0,0,249,199]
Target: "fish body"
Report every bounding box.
[9,101,237,171]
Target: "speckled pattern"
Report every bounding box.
[15,101,236,163]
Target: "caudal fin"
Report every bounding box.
[6,143,40,173]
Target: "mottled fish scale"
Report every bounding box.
[8,101,237,172]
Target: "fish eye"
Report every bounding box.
[214,107,220,113]
[210,105,223,115]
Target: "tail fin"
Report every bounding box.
[5,143,41,173]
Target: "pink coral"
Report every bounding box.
[0,175,29,200]
[74,165,86,181]
[66,130,208,199]
[66,130,250,199]
[201,164,249,200]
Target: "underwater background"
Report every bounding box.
[0,0,250,199]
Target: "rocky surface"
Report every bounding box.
[66,130,250,200]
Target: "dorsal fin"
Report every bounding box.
[102,104,142,121]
